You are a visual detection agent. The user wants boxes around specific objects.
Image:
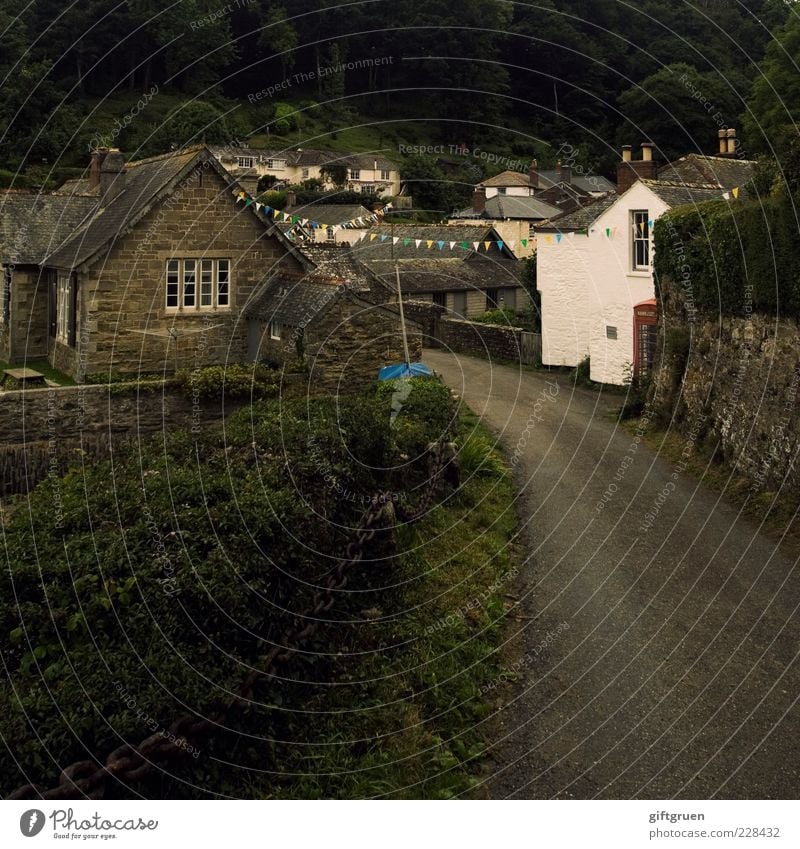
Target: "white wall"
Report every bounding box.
[485,186,533,199]
[537,181,667,385]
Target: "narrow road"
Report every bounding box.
[425,349,800,800]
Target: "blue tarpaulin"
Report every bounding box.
[378,363,434,380]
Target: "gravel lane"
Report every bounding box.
[425,349,800,800]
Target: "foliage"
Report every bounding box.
[320,162,349,187]
[472,308,520,326]
[654,194,800,317]
[456,432,507,478]
[0,385,465,798]
[175,363,280,401]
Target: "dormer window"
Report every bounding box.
[237,156,254,168]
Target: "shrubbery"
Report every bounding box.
[175,363,280,401]
[654,196,800,317]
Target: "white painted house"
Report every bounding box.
[536,139,756,385]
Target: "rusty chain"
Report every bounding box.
[7,438,453,801]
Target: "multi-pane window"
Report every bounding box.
[237,156,254,168]
[302,168,309,179]
[632,210,650,270]
[325,226,336,243]
[166,259,231,309]
[350,168,360,180]
[56,273,71,343]
[485,289,499,310]
[380,168,391,181]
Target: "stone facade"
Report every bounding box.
[652,275,800,493]
[48,164,303,380]
[249,294,422,391]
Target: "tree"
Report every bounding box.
[617,63,740,161]
[320,162,348,186]
[744,10,800,156]
[147,101,230,153]
[258,5,298,79]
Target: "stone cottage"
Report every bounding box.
[246,244,420,389]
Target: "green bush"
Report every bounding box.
[175,363,279,401]
[472,308,520,326]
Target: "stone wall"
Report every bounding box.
[652,275,800,493]
[438,317,539,364]
[0,382,244,496]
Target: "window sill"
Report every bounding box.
[627,270,652,279]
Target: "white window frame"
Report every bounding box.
[350,168,361,180]
[56,273,71,343]
[632,210,650,270]
[165,259,231,311]
[302,168,309,179]
[380,168,391,181]
[269,321,282,340]
[325,226,336,243]
[237,156,254,168]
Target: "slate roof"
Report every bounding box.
[284,203,372,225]
[0,191,98,264]
[366,257,524,294]
[640,180,729,207]
[356,224,500,260]
[658,154,756,190]
[479,170,532,188]
[246,277,345,326]
[454,195,560,221]
[536,170,616,193]
[536,193,619,232]
[45,146,302,271]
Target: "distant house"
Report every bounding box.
[0,145,410,386]
[209,145,402,196]
[246,244,416,389]
[357,224,528,318]
[536,133,756,385]
[450,159,612,257]
[283,196,374,245]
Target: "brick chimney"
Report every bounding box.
[558,160,572,185]
[99,149,126,204]
[88,147,110,192]
[473,184,487,214]
[528,158,540,190]
[616,142,659,194]
[726,128,738,155]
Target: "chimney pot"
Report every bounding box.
[558,159,572,185]
[718,129,727,155]
[641,142,654,162]
[726,128,737,155]
[622,145,632,163]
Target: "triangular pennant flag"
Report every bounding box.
[403,238,411,247]
[545,235,552,245]
[732,187,740,199]
[392,237,399,245]
[415,239,422,249]
[473,242,480,252]
[370,233,377,241]
[605,228,611,238]
[484,241,491,251]
[556,234,562,243]
[521,239,528,248]
[449,241,456,250]
[460,241,468,250]
[613,227,618,238]
[437,240,445,250]
[426,240,434,249]
[509,240,516,251]
[255,202,261,212]
[497,240,504,251]
[722,191,730,200]
[648,220,654,228]
[380,235,388,242]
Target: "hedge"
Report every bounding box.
[654,195,800,317]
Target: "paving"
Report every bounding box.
[425,349,800,799]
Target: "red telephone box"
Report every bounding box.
[633,299,658,383]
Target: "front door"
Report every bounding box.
[453,291,467,318]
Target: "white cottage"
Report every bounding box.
[536,138,756,385]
